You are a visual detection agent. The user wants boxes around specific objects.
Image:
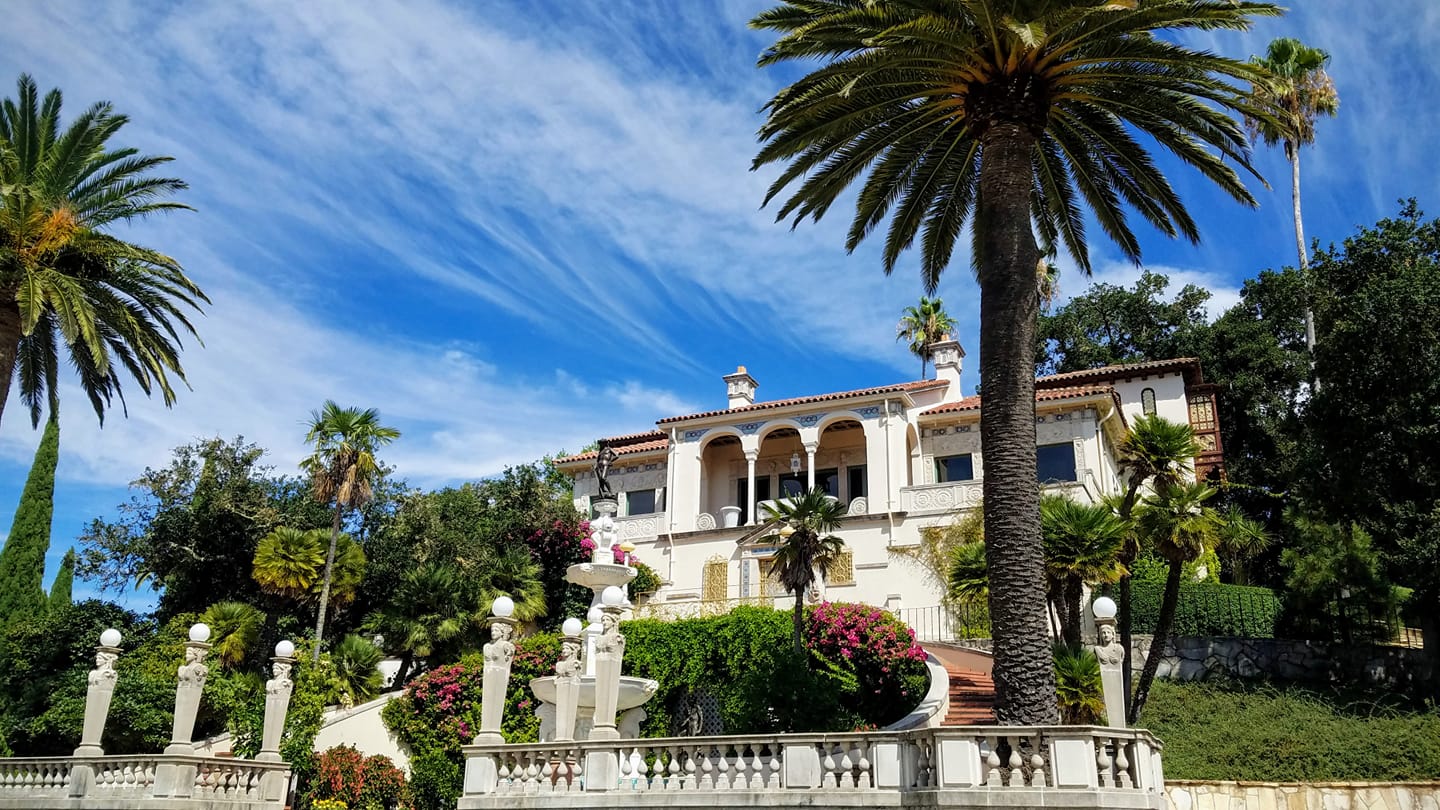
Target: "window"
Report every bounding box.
[935,454,975,483]
[778,473,805,498]
[815,468,840,498]
[777,468,839,498]
[1188,393,1217,431]
[1141,387,1157,416]
[1036,443,1077,483]
[738,477,771,525]
[847,466,867,500]
[625,489,658,515]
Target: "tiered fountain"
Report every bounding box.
[528,484,658,741]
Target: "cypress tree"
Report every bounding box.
[0,416,59,626]
[47,548,75,612]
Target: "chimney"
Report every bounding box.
[930,338,965,401]
[723,365,758,409]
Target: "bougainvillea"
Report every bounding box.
[806,602,929,724]
[306,745,405,810]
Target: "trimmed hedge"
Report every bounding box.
[1128,581,1280,638]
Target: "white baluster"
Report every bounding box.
[1008,744,1024,787]
[748,745,764,789]
[526,755,542,794]
[717,745,733,790]
[767,743,782,789]
[915,737,932,788]
[1115,741,1132,788]
[620,748,635,790]
[497,758,512,794]
[1097,739,1115,788]
[821,746,838,789]
[643,747,658,791]
[541,757,555,794]
[838,746,855,789]
[1029,753,1047,788]
[984,739,1003,788]
[569,754,584,793]
[685,746,699,790]
[667,745,682,790]
[699,747,715,790]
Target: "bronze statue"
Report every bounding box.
[595,442,619,499]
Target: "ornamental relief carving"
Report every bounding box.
[905,482,982,512]
[617,515,661,539]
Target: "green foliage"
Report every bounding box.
[405,749,462,810]
[46,549,74,613]
[201,601,266,669]
[1279,516,1398,643]
[1129,582,1280,638]
[896,296,957,378]
[1130,550,1219,586]
[1053,643,1104,725]
[759,488,848,650]
[0,416,58,626]
[630,560,662,596]
[306,745,405,810]
[253,527,328,600]
[898,509,983,610]
[1036,271,1215,375]
[329,635,383,706]
[1144,679,1440,781]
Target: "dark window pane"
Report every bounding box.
[935,454,974,483]
[626,489,656,515]
[815,468,839,497]
[778,473,805,497]
[738,478,772,525]
[848,466,867,500]
[1036,443,1077,483]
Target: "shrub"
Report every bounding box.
[406,749,462,810]
[305,746,406,810]
[1130,581,1280,638]
[630,561,662,596]
[805,602,928,726]
[1053,643,1103,724]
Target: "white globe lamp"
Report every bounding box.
[1092,596,1118,621]
[492,596,516,619]
[274,640,296,659]
[99,628,122,648]
[561,617,584,636]
[600,586,625,607]
[188,623,211,643]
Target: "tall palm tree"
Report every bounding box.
[896,296,957,378]
[1040,495,1127,645]
[752,0,1276,724]
[760,488,849,652]
[1246,38,1339,353]
[0,74,207,428]
[301,402,400,662]
[1128,480,1221,722]
[200,601,266,669]
[1111,415,1200,706]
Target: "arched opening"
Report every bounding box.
[698,432,744,526]
[818,418,868,511]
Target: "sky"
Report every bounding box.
[2,0,1438,609]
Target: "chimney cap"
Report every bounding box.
[737,365,747,374]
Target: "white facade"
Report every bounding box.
[556,349,1219,619]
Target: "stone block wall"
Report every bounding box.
[1133,635,1432,697]
[1165,781,1440,810]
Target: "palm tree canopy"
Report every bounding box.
[0,74,207,426]
[1216,505,1270,560]
[761,488,849,594]
[1246,37,1339,152]
[1040,495,1127,586]
[253,526,327,599]
[751,0,1278,291]
[300,401,401,510]
[947,540,990,605]
[1134,480,1221,565]
[896,295,957,373]
[200,601,266,669]
[363,563,475,660]
[1117,415,1201,494]
[326,634,384,706]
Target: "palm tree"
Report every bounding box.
[253,527,326,600]
[200,601,266,669]
[896,296,957,379]
[468,542,547,623]
[751,0,1276,724]
[328,634,384,707]
[760,488,849,652]
[1040,496,1127,645]
[1128,480,1222,722]
[301,402,400,661]
[1216,506,1270,586]
[363,563,476,687]
[1053,642,1104,725]
[0,74,207,428]
[1111,415,1200,706]
[947,540,990,606]
[1246,38,1339,353]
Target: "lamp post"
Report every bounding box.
[464,598,518,797]
[554,617,584,743]
[1091,597,1126,727]
[258,640,297,802]
[155,623,212,799]
[75,629,122,756]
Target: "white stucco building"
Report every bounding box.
[555,341,1223,622]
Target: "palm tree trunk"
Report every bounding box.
[313,503,344,662]
[976,122,1058,725]
[0,304,23,430]
[393,652,413,690]
[1289,142,1317,353]
[1063,578,1083,646]
[792,589,805,653]
[1129,558,1183,724]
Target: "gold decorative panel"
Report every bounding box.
[702,556,728,602]
[1188,395,1217,432]
[758,558,787,597]
[828,550,855,586]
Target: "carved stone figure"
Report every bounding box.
[88,650,119,687]
[483,620,516,665]
[1094,623,1125,667]
[595,443,618,499]
[266,661,294,696]
[177,644,209,687]
[595,612,625,656]
[555,638,582,679]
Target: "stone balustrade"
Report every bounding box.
[458,725,1166,809]
[0,754,288,808]
[899,480,983,514]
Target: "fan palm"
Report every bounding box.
[0,74,207,428]
[1111,415,1199,707]
[752,0,1276,724]
[947,539,989,605]
[200,601,266,669]
[1216,505,1270,586]
[252,527,327,600]
[1128,480,1221,722]
[1245,38,1339,353]
[1053,642,1105,724]
[469,542,547,623]
[760,488,849,652]
[896,296,957,378]
[327,634,384,707]
[363,563,476,687]
[301,402,400,661]
[1040,495,1126,645]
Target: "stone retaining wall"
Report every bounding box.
[1165,781,1440,810]
[1134,635,1432,696]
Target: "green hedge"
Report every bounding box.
[1128,582,1280,638]
[1144,679,1440,781]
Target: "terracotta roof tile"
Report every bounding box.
[557,437,669,466]
[1035,358,1202,388]
[656,379,949,425]
[923,385,1117,415]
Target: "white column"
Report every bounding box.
[745,450,758,525]
[805,442,818,491]
[465,605,517,798]
[155,626,211,800]
[258,644,297,803]
[74,634,121,756]
[553,632,583,742]
[585,595,626,792]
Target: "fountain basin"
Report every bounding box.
[529,675,658,712]
[566,561,636,592]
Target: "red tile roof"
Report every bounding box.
[923,385,1117,415]
[656,380,949,425]
[556,436,669,466]
[1035,358,1202,388]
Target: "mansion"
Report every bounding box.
[556,340,1223,620]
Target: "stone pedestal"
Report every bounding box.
[1093,620,1127,728]
[73,644,121,757]
[553,634,582,742]
[476,616,517,741]
[164,641,211,756]
[589,605,625,741]
[258,654,297,801]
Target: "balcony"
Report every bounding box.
[458,725,1165,809]
[899,480,983,514]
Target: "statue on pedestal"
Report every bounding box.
[595,443,618,500]
[89,649,119,688]
[483,620,516,666]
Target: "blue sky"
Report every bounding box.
[2,0,1438,609]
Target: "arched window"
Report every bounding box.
[1141,387,1157,416]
